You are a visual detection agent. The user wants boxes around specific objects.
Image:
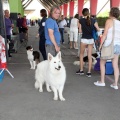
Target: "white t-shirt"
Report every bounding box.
[70,18,78,31]
[58,19,67,28]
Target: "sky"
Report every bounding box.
[25,0,45,19]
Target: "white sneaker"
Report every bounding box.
[110,84,118,90]
[94,81,105,86]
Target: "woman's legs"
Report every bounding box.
[74,42,78,49]
[87,44,93,73]
[94,59,106,86]
[70,41,73,48]
[80,42,87,71]
[112,54,119,86]
[100,59,106,83]
[73,31,78,49]
[70,32,73,48]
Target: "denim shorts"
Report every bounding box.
[114,45,120,55]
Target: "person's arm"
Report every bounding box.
[64,19,67,27]
[78,20,82,33]
[99,19,111,50]
[48,29,60,52]
[94,22,100,32]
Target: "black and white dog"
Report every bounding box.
[73,53,98,66]
[26,46,40,69]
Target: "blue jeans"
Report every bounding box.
[59,28,64,43]
[39,35,47,60]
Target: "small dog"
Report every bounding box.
[73,53,98,66]
[26,46,40,69]
[35,51,66,101]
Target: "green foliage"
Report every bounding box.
[97,10,109,17]
[96,10,109,27]
[96,17,108,27]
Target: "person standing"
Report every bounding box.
[70,14,80,49]
[16,13,23,42]
[94,7,120,90]
[4,10,14,57]
[45,6,61,56]
[76,8,100,77]
[39,9,47,60]
[22,16,28,33]
[58,15,67,44]
[16,13,23,33]
[22,16,28,40]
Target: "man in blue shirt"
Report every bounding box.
[45,6,61,56]
[4,10,14,57]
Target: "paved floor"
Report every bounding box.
[0,26,120,120]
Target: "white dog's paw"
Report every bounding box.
[60,97,66,101]
[39,89,43,92]
[53,97,58,101]
[73,61,80,65]
[47,89,52,92]
[34,82,39,89]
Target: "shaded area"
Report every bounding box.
[0,26,120,120]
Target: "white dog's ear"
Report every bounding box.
[48,53,53,61]
[57,51,61,60]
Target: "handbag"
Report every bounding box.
[92,19,99,40]
[92,28,99,40]
[100,19,114,60]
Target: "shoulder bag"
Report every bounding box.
[100,19,114,60]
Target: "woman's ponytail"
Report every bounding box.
[86,16,91,26]
[82,8,91,26]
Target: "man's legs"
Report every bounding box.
[39,36,47,60]
[46,45,56,58]
[59,28,64,43]
[7,35,12,57]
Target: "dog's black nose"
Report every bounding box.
[58,66,61,69]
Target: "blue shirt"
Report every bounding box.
[45,18,61,45]
[4,17,12,35]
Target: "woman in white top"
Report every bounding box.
[70,14,80,49]
[94,7,120,90]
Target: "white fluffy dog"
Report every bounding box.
[35,51,66,101]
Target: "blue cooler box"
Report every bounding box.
[105,61,114,75]
[0,70,4,83]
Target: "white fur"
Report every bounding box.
[35,52,66,101]
[73,56,97,66]
[27,49,36,69]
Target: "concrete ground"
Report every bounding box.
[0,26,120,120]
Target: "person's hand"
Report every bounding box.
[36,34,39,38]
[11,24,14,28]
[55,45,60,52]
[99,46,102,52]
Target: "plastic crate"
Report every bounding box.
[105,61,114,75]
